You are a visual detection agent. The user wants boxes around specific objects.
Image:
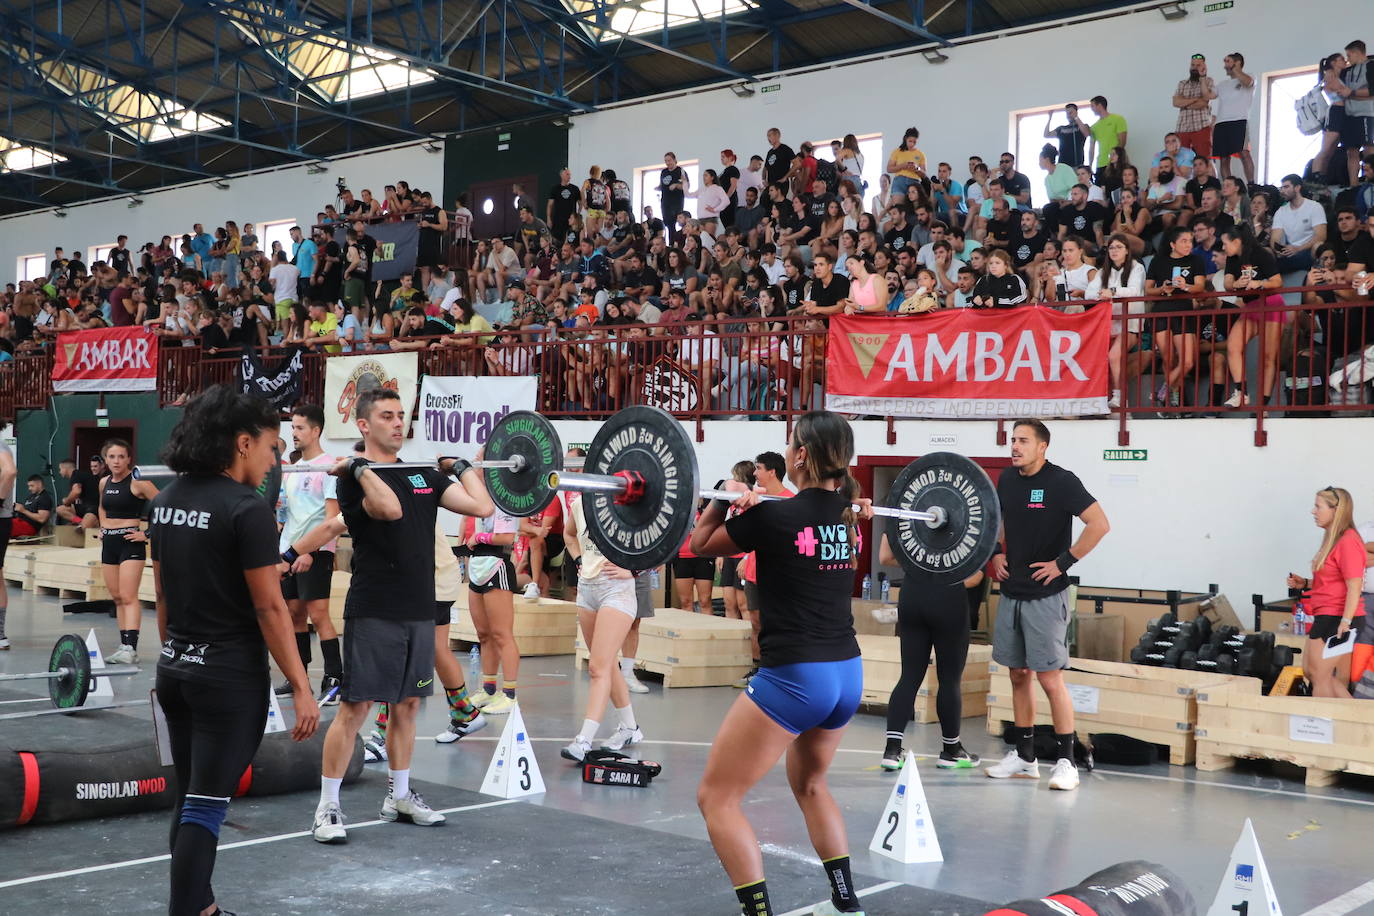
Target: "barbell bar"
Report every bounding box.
[546,471,949,529]
[0,698,150,721]
[0,634,142,711]
[133,454,586,480]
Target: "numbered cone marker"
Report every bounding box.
[869,751,943,864]
[264,685,287,735]
[1205,818,1283,916]
[84,629,115,705]
[481,702,545,799]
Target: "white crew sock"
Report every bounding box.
[619,657,636,676]
[578,718,600,742]
[319,776,343,808]
[388,768,410,799]
[615,705,637,730]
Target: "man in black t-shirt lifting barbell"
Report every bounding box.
[986,420,1110,792]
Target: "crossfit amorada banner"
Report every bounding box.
[331,221,418,282]
[825,307,1110,418]
[414,376,538,460]
[323,351,420,438]
[239,347,305,410]
[52,327,159,392]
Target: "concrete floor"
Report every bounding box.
[3,590,1374,915]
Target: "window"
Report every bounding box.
[259,220,297,259]
[633,160,700,223]
[811,133,884,203]
[90,244,117,266]
[0,138,65,174]
[17,254,46,282]
[1012,103,1100,208]
[561,0,757,42]
[1263,68,1322,185]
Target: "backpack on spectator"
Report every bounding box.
[1294,82,1329,136]
[1250,183,1282,215]
[815,158,839,195]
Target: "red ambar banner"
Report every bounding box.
[52,327,160,392]
[825,307,1110,418]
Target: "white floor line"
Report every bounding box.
[1091,767,1374,809]
[1299,877,1374,916]
[776,880,905,916]
[455,735,939,759]
[0,798,518,889]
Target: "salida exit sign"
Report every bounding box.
[1103,449,1147,461]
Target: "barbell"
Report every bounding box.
[486,406,1001,583]
[0,633,141,714]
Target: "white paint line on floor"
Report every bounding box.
[457,735,939,759]
[0,798,519,889]
[776,880,905,916]
[1091,767,1374,809]
[1299,877,1374,916]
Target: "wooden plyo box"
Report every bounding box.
[3,544,73,591]
[33,547,115,601]
[449,589,579,657]
[579,608,752,688]
[987,658,1260,766]
[1195,687,1374,787]
[858,636,992,722]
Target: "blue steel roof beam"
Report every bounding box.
[829,0,952,45]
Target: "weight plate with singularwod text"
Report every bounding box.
[886,452,1001,583]
[581,406,699,570]
[483,410,565,517]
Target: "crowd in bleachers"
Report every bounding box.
[4,44,1374,413]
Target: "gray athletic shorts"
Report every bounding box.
[992,590,1071,672]
[577,572,638,620]
[341,617,436,704]
[634,572,655,619]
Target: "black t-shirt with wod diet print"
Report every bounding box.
[337,464,452,620]
[150,475,283,687]
[726,488,860,667]
[997,461,1095,600]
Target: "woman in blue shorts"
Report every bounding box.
[692,411,872,916]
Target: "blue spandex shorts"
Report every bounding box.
[745,657,863,734]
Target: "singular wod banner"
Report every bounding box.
[825,308,1110,418]
[323,351,419,438]
[331,221,419,282]
[414,376,538,460]
[51,327,159,392]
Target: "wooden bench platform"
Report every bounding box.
[4,544,72,591]
[32,547,116,602]
[987,658,1260,766]
[858,636,992,723]
[449,590,580,657]
[577,608,752,688]
[1195,686,1374,786]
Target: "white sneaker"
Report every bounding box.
[622,668,650,694]
[561,735,593,762]
[480,692,514,715]
[1222,389,1246,408]
[435,711,488,743]
[1108,390,1121,409]
[1048,758,1080,791]
[984,749,1040,780]
[870,606,898,625]
[381,790,445,825]
[106,645,137,665]
[0,637,10,650]
[313,803,347,843]
[601,724,643,751]
[522,583,541,600]
[362,731,388,764]
[814,901,865,916]
[470,690,493,708]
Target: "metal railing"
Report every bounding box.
[2,284,1368,447]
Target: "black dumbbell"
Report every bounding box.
[1154,616,1212,650]
[1182,643,1237,674]
[1130,643,1187,667]
[1209,625,1241,647]
[1272,645,1299,670]
[1215,631,1276,657]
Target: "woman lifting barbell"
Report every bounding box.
[691,411,874,916]
[1286,486,1367,698]
[150,385,319,916]
[99,438,159,666]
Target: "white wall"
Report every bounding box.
[568,0,1354,197]
[1,142,444,281]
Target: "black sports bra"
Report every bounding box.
[101,474,146,519]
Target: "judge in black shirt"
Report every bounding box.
[988,419,1109,790]
[692,411,875,916]
[289,387,494,844]
[150,386,320,916]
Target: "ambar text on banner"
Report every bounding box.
[824,307,1110,419]
[52,327,159,392]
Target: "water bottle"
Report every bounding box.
[650,568,661,590]
[468,645,480,677]
[880,574,891,604]
[861,574,872,600]
[1293,599,1307,637]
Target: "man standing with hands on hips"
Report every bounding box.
[986,420,1110,791]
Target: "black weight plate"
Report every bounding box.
[582,406,698,571]
[484,411,565,517]
[48,633,91,709]
[887,452,1001,583]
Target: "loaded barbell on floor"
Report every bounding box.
[483,405,1002,584]
[0,633,141,713]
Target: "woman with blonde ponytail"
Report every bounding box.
[690,411,874,916]
[1286,486,1366,697]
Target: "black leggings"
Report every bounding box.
[885,579,970,740]
[155,674,269,916]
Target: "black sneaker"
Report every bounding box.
[317,676,342,706]
[937,746,982,769]
[880,741,904,771]
[273,679,293,697]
